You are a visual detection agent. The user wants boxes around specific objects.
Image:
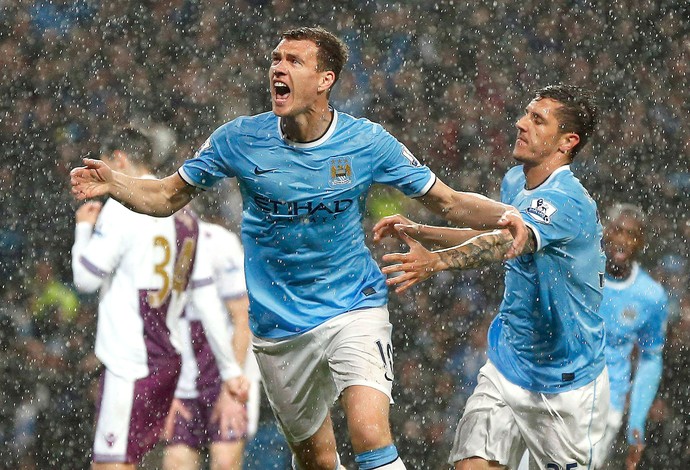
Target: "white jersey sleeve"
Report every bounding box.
[190,232,242,381]
[71,200,130,293]
[203,222,247,300]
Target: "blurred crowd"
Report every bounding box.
[0,0,688,468]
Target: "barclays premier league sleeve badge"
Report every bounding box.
[526,198,557,224]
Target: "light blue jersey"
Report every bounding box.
[488,165,606,393]
[600,263,668,442]
[179,110,435,338]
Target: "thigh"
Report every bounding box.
[167,398,205,450]
[514,368,610,469]
[326,306,395,402]
[252,331,335,443]
[449,362,525,468]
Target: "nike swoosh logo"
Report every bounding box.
[254,166,277,175]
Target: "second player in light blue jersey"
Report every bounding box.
[70,27,528,470]
[591,204,669,470]
[376,85,609,470]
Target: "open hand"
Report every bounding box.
[380,225,445,294]
[625,430,644,470]
[211,387,248,439]
[162,398,192,441]
[224,375,250,403]
[70,158,114,201]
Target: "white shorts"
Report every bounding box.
[449,360,609,469]
[252,306,394,442]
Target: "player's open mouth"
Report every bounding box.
[274,82,291,103]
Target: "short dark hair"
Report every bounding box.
[100,127,154,167]
[280,27,349,89]
[534,84,598,158]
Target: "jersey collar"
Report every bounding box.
[278,108,339,149]
[605,262,640,290]
[522,165,571,194]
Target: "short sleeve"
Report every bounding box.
[213,229,247,300]
[178,124,237,190]
[370,126,435,198]
[79,200,130,274]
[519,190,580,251]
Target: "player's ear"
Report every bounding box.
[318,71,336,94]
[558,133,580,155]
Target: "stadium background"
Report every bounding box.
[0,0,688,468]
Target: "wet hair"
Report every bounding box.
[99,127,154,167]
[534,84,598,158]
[605,203,646,226]
[280,26,349,88]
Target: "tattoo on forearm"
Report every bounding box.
[438,232,514,270]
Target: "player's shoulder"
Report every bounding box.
[101,197,144,222]
[636,267,668,303]
[519,167,598,227]
[335,109,389,137]
[536,167,595,208]
[502,165,525,187]
[212,111,277,140]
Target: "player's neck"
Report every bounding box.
[281,106,333,143]
[523,153,571,189]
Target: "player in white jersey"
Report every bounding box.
[163,221,261,470]
[71,128,248,469]
[590,204,669,470]
[70,28,528,470]
[375,85,608,470]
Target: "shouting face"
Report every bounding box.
[604,214,644,277]
[269,39,334,118]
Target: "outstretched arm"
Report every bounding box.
[372,213,489,249]
[381,226,536,293]
[418,178,527,257]
[70,158,198,217]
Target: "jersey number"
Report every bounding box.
[148,235,196,308]
[546,463,577,469]
[376,339,394,382]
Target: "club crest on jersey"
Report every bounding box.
[526,198,557,224]
[622,307,638,323]
[329,157,353,186]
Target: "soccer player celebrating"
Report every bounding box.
[164,220,261,470]
[71,27,526,470]
[591,204,669,470]
[71,128,248,470]
[375,85,609,470]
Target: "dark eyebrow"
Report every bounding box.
[527,108,546,121]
